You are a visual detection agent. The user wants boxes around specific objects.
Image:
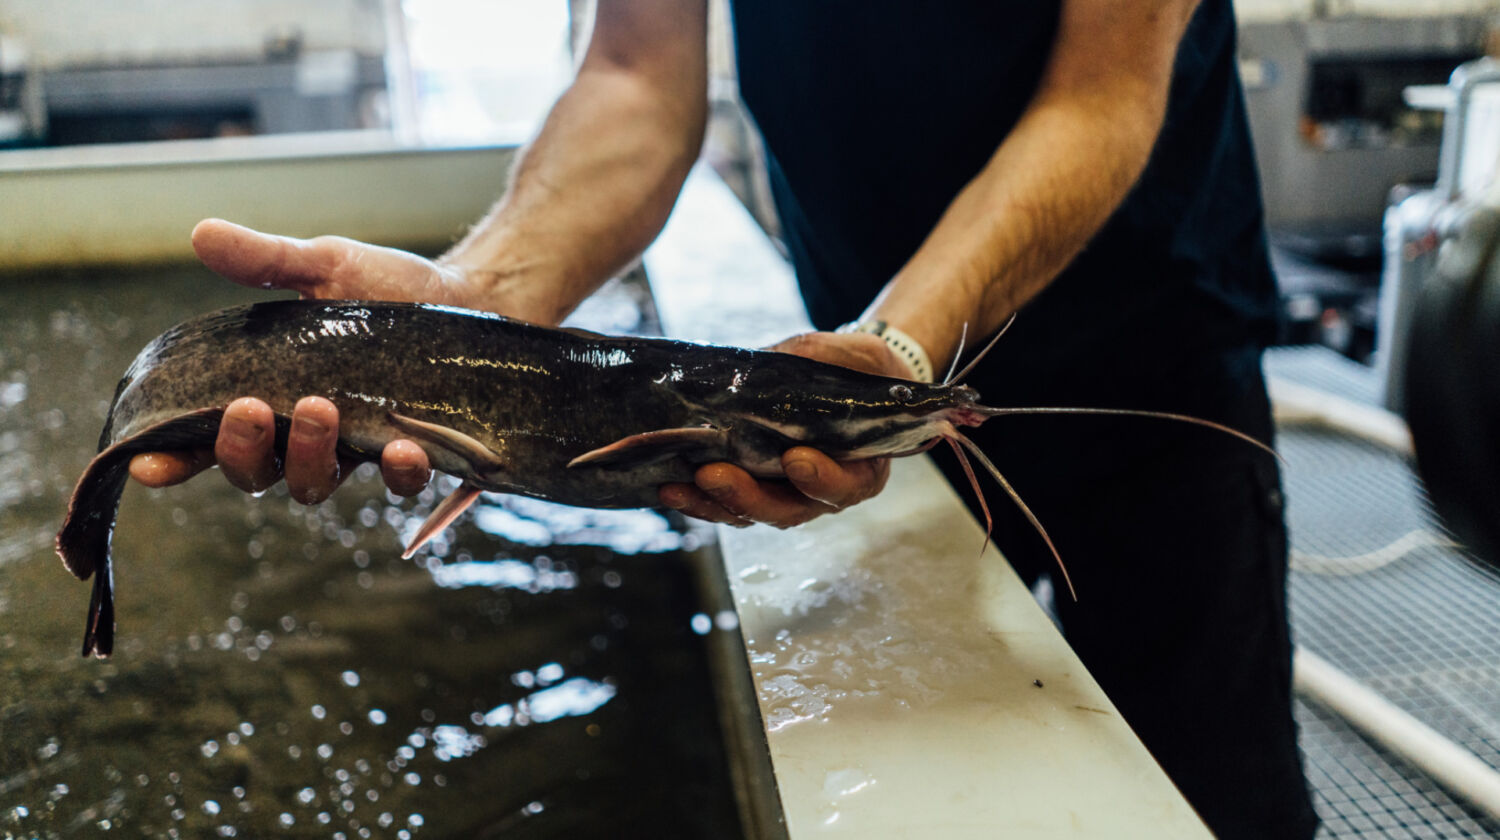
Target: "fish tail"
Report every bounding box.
[56,407,225,658]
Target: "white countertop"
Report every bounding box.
[645,167,1210,838]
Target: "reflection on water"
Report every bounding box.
[0,267,742,838]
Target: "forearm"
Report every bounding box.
[863,0,1197,373]
[441,3,707,325]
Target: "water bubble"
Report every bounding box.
[407,733,426,749]
[368,709,387,725]
[512,671,535,688]
[297,787,316,805]
[336,769,350,782]
[202,800,221,815]
[318,744,334,760]
[279,615,297,632]
[288,745,303,760]
[216,826,237,837]
[408,814,425,827]
[279,813,295,828]
[200,741,220,758]
[602,570,622,588]
[365,789,379,802]
[403,772,420,786]
[378,812,394,828]
[715,610,740,631]
[312,705,327,720]
[525,801,544,815]
[171,808,186,821]
[341,671,360,687]
[12,806,29,819]
[226,733,240,746]
[690,613,712,635]
[317,812,332,824]
[537,662,564,684]
[232,786,246,800]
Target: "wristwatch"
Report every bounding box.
[836,320,934,383]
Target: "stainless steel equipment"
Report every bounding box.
[1377,58,1500,412]
[1240,13,1490,260]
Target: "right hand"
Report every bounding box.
[129,218,479,501]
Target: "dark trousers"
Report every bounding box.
[933,368,1319,839]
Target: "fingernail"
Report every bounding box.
[223,415,262,443]
[785,459,817,483]
[294,416,329,439]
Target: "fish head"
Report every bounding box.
[728,372,989,461]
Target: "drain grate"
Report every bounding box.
[1297,698,1499,838]
[1268,345,1500,838]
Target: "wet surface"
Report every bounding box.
[0,267,743,838]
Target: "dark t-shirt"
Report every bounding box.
[728,1,1277,426]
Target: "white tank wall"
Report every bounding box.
[0,0,387,69]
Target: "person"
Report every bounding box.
[131,2,1318,836]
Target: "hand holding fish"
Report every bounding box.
[128,218,465,500]
[130,221,908,532]
[659,331,906,529]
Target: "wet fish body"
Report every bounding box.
[57,300,984,657]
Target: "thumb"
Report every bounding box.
[192,218,337,294]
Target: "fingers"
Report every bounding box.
[192,219,335,295]
[782,447,889,508]
[660,449,889,530]
[282,397,346,504]
[380,438,432,497]
[215,397,282,494]
[129,449,217,488]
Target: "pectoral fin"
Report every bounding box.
[387,411,505,474]
[567,426,730,469]
[402,482,483,559]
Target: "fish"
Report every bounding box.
[56,300,1273,658]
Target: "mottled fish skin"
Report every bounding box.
[57,300,981,657]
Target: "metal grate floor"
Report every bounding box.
[1268,345,1500,839]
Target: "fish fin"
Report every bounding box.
[387,412,505,474]
[57,406,226,658]
[401,482,483,559]
[567,427,730,469]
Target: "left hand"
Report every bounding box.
[658,331,908,529]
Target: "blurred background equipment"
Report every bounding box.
[1403,195,1500,571]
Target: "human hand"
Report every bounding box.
[658,331,908,529]
[128,219,463,498]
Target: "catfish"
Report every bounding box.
[57,301,1271,657]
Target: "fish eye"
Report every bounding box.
[889,384,914,402]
